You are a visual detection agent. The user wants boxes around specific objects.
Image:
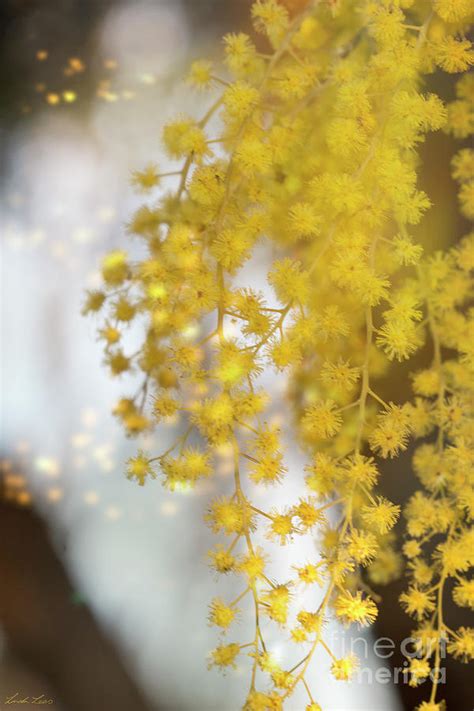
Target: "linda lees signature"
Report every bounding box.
[3,692,54,705]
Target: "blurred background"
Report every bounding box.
[0,1,470,710]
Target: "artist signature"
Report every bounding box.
[3,693,54,706]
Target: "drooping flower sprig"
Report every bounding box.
[85,2,474,709]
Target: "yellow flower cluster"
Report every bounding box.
[86,1,473,709]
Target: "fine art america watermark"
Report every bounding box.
[329,631,446,686]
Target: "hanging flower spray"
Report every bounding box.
[85,1,474,708]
